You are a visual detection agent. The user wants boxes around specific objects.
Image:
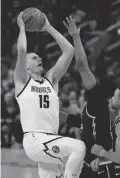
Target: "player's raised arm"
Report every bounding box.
[40,15,74,84]
[14,12,29,95]
[64,15,96,90]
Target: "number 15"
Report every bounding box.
[39,95,49,108]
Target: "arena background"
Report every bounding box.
[1,0,120,178]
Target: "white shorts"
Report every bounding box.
[23,132,84,178]
[23,132,69,165]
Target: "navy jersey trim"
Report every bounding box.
[56,174,62,178]
[17,77,31,97]
[86,105,96,119]
[43,77,55,90]
[35,78,44,84]
[43,136,63,162]
[114,116,120,127]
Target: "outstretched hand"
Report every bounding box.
[17,12,25,29]
[63,15,80,36]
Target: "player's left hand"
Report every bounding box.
[90,158,100,172]
[63,15,80,36]
[91,144,106,157]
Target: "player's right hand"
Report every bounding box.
[63,15,80,36]
[17,12,25,28]
[90,158,100,172]
[39,13,51,32]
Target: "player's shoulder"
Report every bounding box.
[99,76,117,99]
[15,76,31,98]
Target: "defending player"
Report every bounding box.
[14,12,86,178]
[64,15,116,178]
[91,88,120,175]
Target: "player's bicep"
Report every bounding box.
[14,49,28,84]
[79,66,96,90]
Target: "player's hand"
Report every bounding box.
[40,13,51,32]
[91,144,106,157]
[17,12,25,29]
[63,15,80,37]
[90,158,100,172]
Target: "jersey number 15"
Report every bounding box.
[39,95,49,108]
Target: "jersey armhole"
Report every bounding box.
[86,105,96,119]
[115,116,120,126]
[43,77,58,95]
[17,77,31,97]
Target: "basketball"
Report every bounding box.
[22,8,45,32]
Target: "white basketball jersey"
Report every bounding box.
[16,77,59,134]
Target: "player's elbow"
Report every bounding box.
[17,45,26,52]
[68,46,74,57]
[75,56,87,69]
[17,41,26,51]
[84,80,97,90]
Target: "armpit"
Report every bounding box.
[116,122,120,137]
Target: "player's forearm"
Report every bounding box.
[102,150,120,164]
[46,26,74,53]
[17,27,27,51]
[72,34,96,90]
[72,34,88,68]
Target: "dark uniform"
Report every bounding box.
[97,116,120,178]
[111,116,120,177]
[80,77,116,178]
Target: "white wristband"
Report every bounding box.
[99,150,106,157]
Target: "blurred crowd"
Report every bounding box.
[1,0,120,148]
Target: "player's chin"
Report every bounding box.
[37,67,44,74]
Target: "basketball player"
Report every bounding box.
[91,88,120,176]
[64,15,116,178]
[14,12,86,178]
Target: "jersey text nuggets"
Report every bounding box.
[31,86,51,93]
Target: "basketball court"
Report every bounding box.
[1,149,39,178]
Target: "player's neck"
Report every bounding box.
[110,109,120,123]
[30,72,42,81]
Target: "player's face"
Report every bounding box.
[27,53,43,74]
[109,89,120,110]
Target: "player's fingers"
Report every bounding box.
[18,11,24,18]
[42,13,47,20]
[93,145,96,149]
[70,15,75,24]
[78,28,80,34]
[69,15,73,22]
[66,17,70,25]
[91,149,95,153]
[63,21,69,29]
